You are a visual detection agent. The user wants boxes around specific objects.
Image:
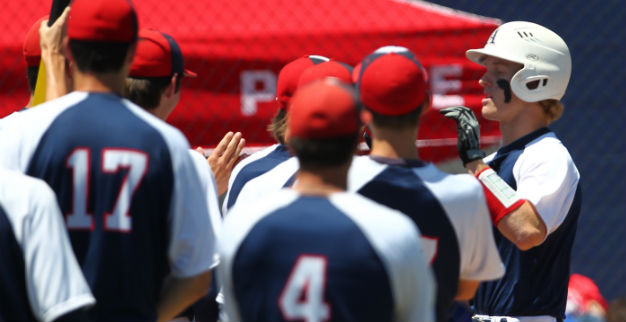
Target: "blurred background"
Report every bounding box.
[0,0,623,315]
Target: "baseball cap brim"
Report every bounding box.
[183,68,197,78]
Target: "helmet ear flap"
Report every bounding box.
[510,67,551,103]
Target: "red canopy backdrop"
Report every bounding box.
[0,0,501,162]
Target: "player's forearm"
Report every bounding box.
[496,202,547,250]
[156,270,212,322]
[43,51,70,101]
[465,160,546,250]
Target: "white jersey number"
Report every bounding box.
[65,148,148,232]
[279,255,331,322]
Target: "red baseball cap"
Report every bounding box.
[276,55,329,110]
[23,16,48,67]
[129,29,196,78]
[67,0,138,43]
[297,60,353,88]
[357,46,428,116]
[288,78,361,140]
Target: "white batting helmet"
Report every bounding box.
[466,21,571,102]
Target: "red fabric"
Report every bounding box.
[23,16,47,67]
[359,52,427,115]
[130,29,196,78]
[288,79,359,139]
[276,56,328,110]
[298,60,353,88]
[67,0,137,42]
[130,29,174,77]
[475,167,525,225]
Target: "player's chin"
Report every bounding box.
[481,104,499,121]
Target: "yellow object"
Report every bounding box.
[31,60,47,106]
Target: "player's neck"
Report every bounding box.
[499,104,549,146]
[369,128,419,160]
[292,164,350,197]
[72,70,126,96]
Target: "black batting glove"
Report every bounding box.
[440,106,486,165]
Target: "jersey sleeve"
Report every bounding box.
[168,140,216,277]
[453,180,505,281]
[420,169,504,282]
[332,194,436,322]
[189,150,222,268]
[513,140,580,234]
[22,177,95,322]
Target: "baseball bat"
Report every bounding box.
[31,0,71,106]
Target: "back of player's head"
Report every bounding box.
[67,0,139,74]
[269,55,329,144]
[125,29,196,109]
[129,29,196,80]
[357,46,429,129]
[23,16,48,93]
[297,60,353,89]
[276,55,329,111]
[287,78,361,168]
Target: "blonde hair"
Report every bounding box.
[267,108,288,144]
[539,99,564,123]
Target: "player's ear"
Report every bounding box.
[164,73,178,98]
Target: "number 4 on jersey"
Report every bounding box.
[65,148,148,232]
[279,255,331,322]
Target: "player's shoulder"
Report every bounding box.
[121,99,190,150]
[0,92,88,129]
[330,192,421,238]
[0,168,58,221]
[220,189,299,252]
[226,189,297,224]
[415,162,484,198]
[232,144,280,172]
[523,132,574,162]
[188,149,209,170]
[516,131,579,178]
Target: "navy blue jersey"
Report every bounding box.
[219,190,435,322]
[472,128,582,319]
[0,92,215,321]
[348,156,503,322]
[0,168,94,322]
[223,144,291,212]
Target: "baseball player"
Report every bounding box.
[225,59,354,210]
[0,167,95,322]
[346,46,504,322]
[441,21,581,322]
[219,78,435,322]
[124,27,223,264]
[0,0,215,321]
[124,28,225,322]
[222,55,328,213]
